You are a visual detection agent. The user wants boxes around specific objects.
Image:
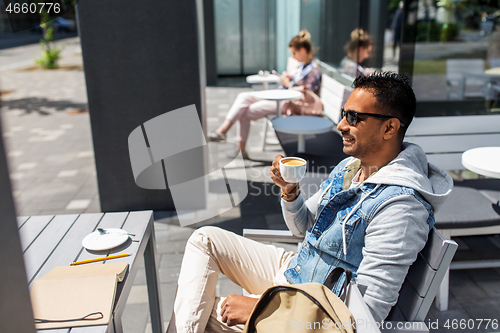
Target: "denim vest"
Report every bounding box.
[284,158,434,294]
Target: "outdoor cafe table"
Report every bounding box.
[272,115,334,153]
[253,89,302,117]
[246,73,281,90]
[18,210,163,333]
[462,146,500,205]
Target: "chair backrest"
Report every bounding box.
[386,227,458,322]
[446,59,485,82]
[320,74,353,123]
[405,115,500,170]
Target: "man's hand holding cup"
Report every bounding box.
[270,155,307,201]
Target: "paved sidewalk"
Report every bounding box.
[2,38,500,333]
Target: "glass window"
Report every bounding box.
[403,0,500,116]
[300,0,397,82]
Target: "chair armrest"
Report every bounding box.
[242,229,304,243]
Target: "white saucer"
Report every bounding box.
[82,228,130,251]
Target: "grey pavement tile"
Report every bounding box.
[36,209,73,215]
[159,253,184,269]
[159,261,182,284]
[449,270,490,301]
[156,238,188,255]
[465,268,500,282]
[73,186,98,200]
[161,224,195,241]
[132,268,147,286]
[264,213,286,229]
[127,284,149,304]
[155,215,182,227]
[460,300,500,332]
[217,207,242,220]
[145,321,171,333]
[160,282,178,320]
[475,279,500,297]
[153,220,170,231]
[84,197,101,213]
[121,302,149,333]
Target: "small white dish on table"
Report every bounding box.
[82,228,131,251]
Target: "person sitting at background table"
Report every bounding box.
[208,30,322,159]
[339,28,374,78]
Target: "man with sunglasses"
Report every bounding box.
[270,72,453,322]
[167,73,453,332]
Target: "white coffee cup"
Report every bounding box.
[279,157,307,183]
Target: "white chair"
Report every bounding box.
[446,59,486,100]
[320,73,353,124]
[243,227,457,332]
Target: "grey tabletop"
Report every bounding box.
[272,116,334,135]
[18,211,163,333]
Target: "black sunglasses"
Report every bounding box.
[341,108,405,127]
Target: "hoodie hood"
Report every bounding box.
[364,142,453,212]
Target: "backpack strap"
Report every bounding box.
[323,267,352,302]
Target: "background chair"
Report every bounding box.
[446,59,486,100]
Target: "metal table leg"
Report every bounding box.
[297,134,305,153]
[144,223,163,333]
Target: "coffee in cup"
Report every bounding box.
[279,157,307,183]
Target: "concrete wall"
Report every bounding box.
[77,0,205,212]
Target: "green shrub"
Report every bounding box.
[35,27,64,69]
[404,22,460,42]
[440,23,460,42]
[415,22,443,42]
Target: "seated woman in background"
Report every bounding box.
[208,30,322,159]
[339,28,374,78]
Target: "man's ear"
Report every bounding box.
[383,119,400,140]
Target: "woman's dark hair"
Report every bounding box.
[353,71,416,137]
[343,28,373,55]
[289,29,313,54]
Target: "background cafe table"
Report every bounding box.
[253,89,302,117]
[246,73,281,90]
[462,146,500,205]
[272,115,334,153]
[18,210,163,333]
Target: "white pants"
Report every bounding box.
[225,92,285,142]
[167,226,294,333]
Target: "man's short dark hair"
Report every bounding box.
[352,72,416,137]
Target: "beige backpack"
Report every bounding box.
[243,268,355,333]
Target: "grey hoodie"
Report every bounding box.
[281,142,453,321]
